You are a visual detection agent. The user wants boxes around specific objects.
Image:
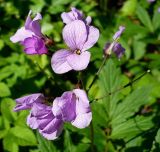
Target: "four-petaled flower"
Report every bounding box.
[10,10,47,55]
[51,20,99,74]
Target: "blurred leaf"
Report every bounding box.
[1,98,17,122]
[10,126,37,146]
[133,40,146,60]
[121,0,137,16]
[152,10,160,31]
[136,5,153,32]
[37,132,57,152]
[0,82,11,97]
[3,134,18,152]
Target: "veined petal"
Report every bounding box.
[82,26,99,51]
[25,10,32,29]
[63,20,87,50]
[10,27,34,43]
[67,51,90,71]
[71,112,92,129]
[14,93,44,111]
[31,13,42,36]
[71,89,92,128]
[51,49,72,74]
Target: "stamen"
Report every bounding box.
[76,49,81,55]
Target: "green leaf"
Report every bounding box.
[151,128,160,151]
[3,134,19,152]
[0,82,11,97]
[121,0,137,16]
[136,5,153,32]
[10,126,37,146]
[1,98,17,122]
[64,130,74,152]
[37,132,57,152]
[152,10,160,31]
[111,116,154,141]
[133,40,146,60]
[111,86,151,125]
[98,59,122,119]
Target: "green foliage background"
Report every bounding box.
[0,0,160,151]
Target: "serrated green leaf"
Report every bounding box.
[136,5,153,32]
[111,116,154,141]
[0,82,11,97]
[10,126,37,146]
[111,86,151,125]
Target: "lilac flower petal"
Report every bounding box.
[85,16,92,25]
[31,13,42,36]
[113,26,125,40]
[25,10,32,29]
[71,112,92,129]
[52,91,76,122]
[82,26,99,51]
[61,7,83,24]
[14,93,44,111]
[10,27,34,43]
[71,89,92,128]
[27,113,39,129]
[51,49,72,74]
[112,42,125,58]
[67,51,90,71]
[63,20,87,50]
[22,36,47,55]
[39,120,63,140]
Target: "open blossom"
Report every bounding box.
[51,20,99,74]
[14,89,91,140]
[61,7,92,25]
[52,89,92,129]
[27,103,63,140]
[10,10,47,55]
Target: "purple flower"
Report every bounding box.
[21,35,47,54]
[52,89,92,129]
[61,7,92,25]
[51,20,99,74]
[104,42,125,58]
[10,10,47,55]
[147,0,155,3]
[14,93,44,111]
[113,26,125,40]
[27,103,63,140]
[112,43,125,58]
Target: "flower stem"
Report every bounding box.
[90,121,95,152]
[91,70,151,103]
[87,56,107,93]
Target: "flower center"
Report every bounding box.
[75,49,81,55]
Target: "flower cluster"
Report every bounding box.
[11,8,125,140]
[14,89,91,140]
